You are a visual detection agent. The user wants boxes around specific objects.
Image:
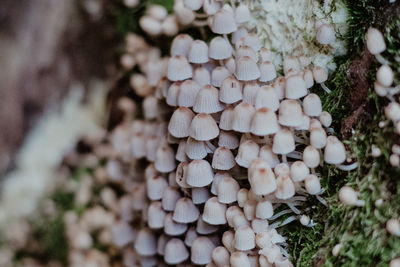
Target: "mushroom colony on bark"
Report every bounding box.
[107,0,355,266]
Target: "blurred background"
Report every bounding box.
[0,0,117,176]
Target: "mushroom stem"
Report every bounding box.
[315,195,328,206]
[286,151,303,160]
[286,202,301,214]
[193,20,209,27]
[205,140,216,152]
[388,85,400,96]
[321,82,331,94]
[294,136,308,144]
[336,162,358,171]
[270,216,297,228]
[195,13,209,19]
[355,199,365,207]
[282,154,287,163]
[375,54,389,65]
[270,209,293,220]
[386,94,396,103]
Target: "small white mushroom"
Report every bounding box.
[366,27,387,64]
[338,186,364,206]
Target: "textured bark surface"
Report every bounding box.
[0,0,117,175]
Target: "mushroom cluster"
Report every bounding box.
[102,1,355,266]
[366,27,400,168]
[139,4,180,37]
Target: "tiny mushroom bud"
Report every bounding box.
[300,215,310,226]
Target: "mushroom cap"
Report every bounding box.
[171,34,194,56]
[324,136,346,164]
[211,9,237,34]
[193,85,225,114]
[167,55,193,81]
[164,238,189,264]
[188,40,209,64]
[173,197,200,223]
[255,85,280,111]
[248,158,277,195]
[285,73,307,99]
[191,237,216,265]
[209,36,233,59]
[189,113,220,141]
[234,225,256,251]
[272,128,295,155]
[366,27,386,55]
[235,56,261,81]
[250,107,280,136]
[168,107,195,138]
[220,75,243,104]
[278,100,303,127]
[186,159,214,187]
[202,197,227,225]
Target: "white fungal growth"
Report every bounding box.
[247,0,348,72]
